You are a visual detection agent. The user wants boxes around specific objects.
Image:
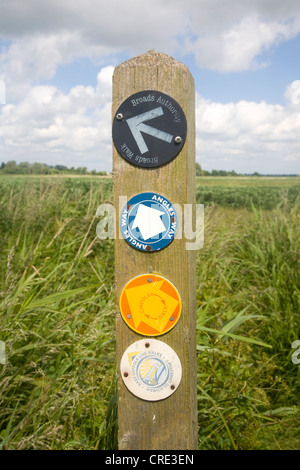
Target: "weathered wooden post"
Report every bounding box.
[112,50,197,450]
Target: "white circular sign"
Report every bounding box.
[120,339,182,401]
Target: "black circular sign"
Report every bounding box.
[112,90,187,168]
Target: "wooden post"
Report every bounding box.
[112,50,197,450]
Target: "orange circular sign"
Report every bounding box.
[120,274,181,336]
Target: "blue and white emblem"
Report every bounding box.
[120,192,177,252]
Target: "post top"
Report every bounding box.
[116,49,187,70]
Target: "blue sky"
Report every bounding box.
[189,36,300,106]
[0,0,300,174]
[53,34,300,105]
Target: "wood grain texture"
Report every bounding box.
[113,50,197,450]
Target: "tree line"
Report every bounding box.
[0,160,297,177]
[0,161,107,175]
[196,163,239,176]
[196,163,298,177]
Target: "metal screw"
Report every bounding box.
[124,372,129,378]
[127,314,131,319]
[146,245,152,252]
[174,136,182,144]
[170,384,175,390]
[170,316,174,321]
[145,342,150,348]
[148,278,152,283]
[116,113,123,121]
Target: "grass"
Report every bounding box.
[196,177,300,209]
[196,203,300,449]
[0,176,116,449]
[0,175,299,449]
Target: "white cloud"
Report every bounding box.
[185,16,300,72]
[285,80,300,105]
[0,1,185,61]
[1,71,300,174]
[1,1,300,173]
[1,1,300,76]
[0,65,114,171]
[0,32,115,100]
[196,89,300,173]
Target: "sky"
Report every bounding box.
[0,0,300,174]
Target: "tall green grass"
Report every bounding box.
[196,203,300,449]
[196,182,300,209]
[0,177,116,449]
[0,176,299,449]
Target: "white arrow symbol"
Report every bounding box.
[131,204,166,240]
[126,107,173,154]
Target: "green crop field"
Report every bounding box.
[0,175,299,449]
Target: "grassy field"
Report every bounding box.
[0,175,299,450]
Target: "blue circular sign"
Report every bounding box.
[120,192,178,252]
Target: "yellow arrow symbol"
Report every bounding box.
[127,351,142,366]
[124,279,179,333]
